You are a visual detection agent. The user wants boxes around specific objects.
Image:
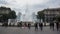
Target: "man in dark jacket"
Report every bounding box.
[34,23,38,30]
[28,23,31,29]
[56,22,59,31]
[39,23,43,31]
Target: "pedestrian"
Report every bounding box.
[20,21,22,27]
[24,22,27,27]
[50,22,54,31]
[50,23,52,29]
[39,23,43,31]
[20,23,22,27]
[34,23,38,30]
[52,23,54,31]
[28,23,31,29]
[56,22,59,31]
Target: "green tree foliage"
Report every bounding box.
[0,7,17,22]
[55,15,60,22]
[37,11,44,22]
[8,10,17,19]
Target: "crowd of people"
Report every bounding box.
[50,22,60,31]
[18,22,60,31]
[34,23,43,31]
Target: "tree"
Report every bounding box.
[8,10,17,19]
[37,11,44,22]
[54,15,60,22]
[0,7,17,22]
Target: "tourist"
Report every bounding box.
[50,22,54,31]
[56,22,59,31]
[39,23,43,31]
[28,23,31,29]
[50,23,52,29]
[24,22,27,27]
[52,23,54,31]
[34,23,38,30]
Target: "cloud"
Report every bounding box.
[6,0,49,5]
[0,0,60,21]
[0,0,60,12]
[0,0,50,14]
[0,0,7,4]
[0,0,49,8]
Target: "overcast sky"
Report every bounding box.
[0,0,60,21]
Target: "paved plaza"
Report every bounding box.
[0,26,60,34]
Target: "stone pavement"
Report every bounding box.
[0,26,60,34]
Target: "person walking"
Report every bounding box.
[52,23,54,31]
[28,23,31,29]
[34,23,38,30]
[50,23,52,29]
[39,23,43,31]
[50,22,54,31]
[20,23,22,27]
[24,23,27,27]
[56,22,59,31]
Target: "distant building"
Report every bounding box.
[43,8,60,23]
[8,19,17,25]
